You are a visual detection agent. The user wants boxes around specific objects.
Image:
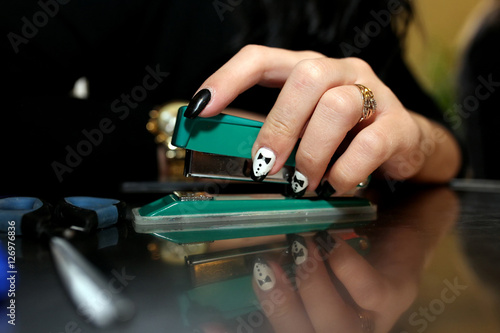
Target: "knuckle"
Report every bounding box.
[329,165,358,193]
[267,308,290,322]
[357,128,390,162]
[266,111,297,140]
[345,57,373,73]
[239,44,266,56]
[237,44,267,67]
[292,58,328,89]
[296,147,320,169]
[315,87,365,128]
[320,89,351,115]
[315,99,338,126]
[300,50,325,59]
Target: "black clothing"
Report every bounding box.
[459,7,500,179]
[1,0,445,197]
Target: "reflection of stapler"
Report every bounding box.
[178,230,370,330]
[132,106,377,244]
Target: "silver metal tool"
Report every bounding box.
[50,236,135,327]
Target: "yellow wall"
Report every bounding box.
[405,0,490,103]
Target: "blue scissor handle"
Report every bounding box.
[56,197,126,233]
[0,196,126,236]
[0,197,52,236]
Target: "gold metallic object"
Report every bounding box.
[355,84,377,122]
[159,240,209,265]
[148,101,188,179]
[147,101,187,159]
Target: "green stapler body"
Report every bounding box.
[132,106,376,244]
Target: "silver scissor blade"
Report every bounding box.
[49,236,135,327]
[184,150,293,184]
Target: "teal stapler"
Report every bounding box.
[132,106,377,244]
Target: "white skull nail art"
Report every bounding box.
[291,170,308,194]
[252,147,276,181]
[291,236,308,265]
[253,260,276,291]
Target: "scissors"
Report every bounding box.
[0,196,126,236]
[0,196,134,327]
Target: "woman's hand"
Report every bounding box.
[251,235,415,333]
[185,45,461,196]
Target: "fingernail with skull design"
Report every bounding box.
[288,170,308,197]
[251,147,276,182]
[253,258,276,291]
[287,234,308,265]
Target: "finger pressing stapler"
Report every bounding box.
[132,106,377,244]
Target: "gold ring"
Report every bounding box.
[358,311,375,333]
[355,84,377,122]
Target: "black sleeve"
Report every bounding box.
[458,8,500,179]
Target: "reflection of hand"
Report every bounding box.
[249,187,459,333]
[193,187,458,333]
[187,45,461,196]
[252,234,411,333]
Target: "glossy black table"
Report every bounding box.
[1,179,499,333]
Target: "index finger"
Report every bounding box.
[252,259,315,333]
[188,45,324,118]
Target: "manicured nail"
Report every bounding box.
[184,89,211,119]
[253,258,276,291]
[288,234,308,265]
[251,147,276,182]
[315,230,337,254]
[315,180,336,198]
[289,170,308,197]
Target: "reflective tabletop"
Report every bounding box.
[1,179,499,333]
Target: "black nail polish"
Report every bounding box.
[315,230,336,254]
[184,89,211,119]
[315,180,336,198]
